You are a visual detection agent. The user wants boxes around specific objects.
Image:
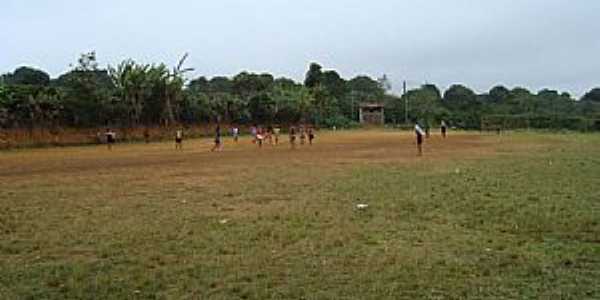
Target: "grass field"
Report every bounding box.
[1,130,599,299]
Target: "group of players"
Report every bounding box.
[103,120,447,156]
[209,125,316,152]
[414,120,448,156]
[102,125,317,151]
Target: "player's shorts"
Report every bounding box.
[176,138,182,144]
[417,134,423,145]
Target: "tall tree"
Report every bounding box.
[163,53,194,126]
[2,66,51,86]
[55,52,114,126]
[347,76,384,98]
[404,85,445,125]
[489,85,510,102]
[581,88,600,102]
[304,63,323,88]
[443,84,481,128]
[109,60,152,126]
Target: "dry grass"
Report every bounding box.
[1,130,598,299]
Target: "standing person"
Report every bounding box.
[211,125,222,152]
[250,125,257,144]
[232,126,239,143]
[299,126,306,145]
[105,128,116,151]
[415,123,426,156]
[266,125,274,145]
[441,120,448,138]
[175,129,183,150]
[273,126,281,145]
[308,127,315,145]
[289,126,297,149]
[256,127,265,148]
[425,123,431,139]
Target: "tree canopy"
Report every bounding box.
[1,53,599,130]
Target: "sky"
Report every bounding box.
[2,0,599,97]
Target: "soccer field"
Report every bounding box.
[1,130,599,299]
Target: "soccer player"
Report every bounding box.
[232,126,239,143]
[211,125,222,152]
[289,126,297,149]
[308,127,315,145]
[105,128,116,151]
[273,126,281,145]
[250,125,257,144]
[415,123,425,156]
[256,127,265,148]
[175,129,183,150]
[441,120,448,138]
[299,126,306,145]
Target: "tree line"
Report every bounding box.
[2,52,600,131]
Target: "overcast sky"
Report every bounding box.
[2,0,599,97]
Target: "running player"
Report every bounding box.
[211,125,222,152]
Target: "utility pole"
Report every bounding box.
[403,80,408,124]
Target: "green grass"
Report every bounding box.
[1,132,599,299]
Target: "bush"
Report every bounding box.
[481,114,600,132]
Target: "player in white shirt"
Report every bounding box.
[415,123,425,156]
[273,126,281,145]
[175,129,183,150]
[232,127,239,143]
[441,120,448,138]
[105,128,116,151]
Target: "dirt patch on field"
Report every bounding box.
[1,131,504,179]
[0,131,554,221]
[0,131,548,184]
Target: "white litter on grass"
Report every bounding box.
[356,204,369,210]
[181,200,187,204]
[219,219,229,224]
[455,168,461,174]
[485,248,492,252]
